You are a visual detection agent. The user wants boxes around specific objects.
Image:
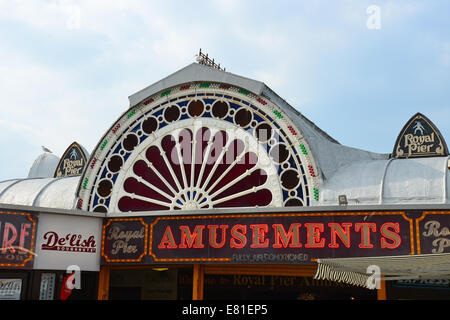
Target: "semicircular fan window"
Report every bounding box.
[84,86,314,214]
[112,120,282,212]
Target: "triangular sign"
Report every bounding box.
[54,142,88,177]
[392,113,448,158]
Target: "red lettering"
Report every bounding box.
[158,226,178,249]
[19,223,31,253]
[355,223,376,248]
[250,224,269,248]
[84,236,96,248]
[153,219,402,254]
[272,223,302,248]
[42,231,58,249]
[230,224,247,249]
[70,234,81,247]
[58,236,66,246]
[2,223,18,253]
[380,222,401,249]
[179,225,205,249]
[305,223,325,248]
[208,225,228,249]
[328,223,352,248]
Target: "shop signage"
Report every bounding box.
[34,213,102,271]
[392,113,448,158]
[0,211,37,269]
[102,218,147,262]
[416,211,450,254]
[54,142,88,177]
[179,273,356,290]
[101,212,414,265]
[392,278,450,290]
[41,231,96,252]
[0,279,22,300]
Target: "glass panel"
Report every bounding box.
[0,279,22,300]
[109,268,178,300]
[39,273,56,300]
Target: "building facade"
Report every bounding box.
[0,62,449,300]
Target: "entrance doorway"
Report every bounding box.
[103,264,377,300]
[108,266,193,300]
[203,274,376,300]
[200,264,376,300]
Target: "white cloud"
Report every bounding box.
[0,0,63,29]
[0,47,127,162]
[382,1,423,21]
[441,42,450,66]
[0,0,448,181]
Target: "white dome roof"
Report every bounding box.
[27,152,60,178]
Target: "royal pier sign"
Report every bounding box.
[54,142,88,178]
[99,211,450,265]
[393,113,448,158]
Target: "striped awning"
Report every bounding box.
[314,253,450,289]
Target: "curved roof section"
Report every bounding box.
[0,176,79,210]
[28,152,60,178]
[318,156,450,206]
[261,86,388,180]
[128,63,387,181]
[129,63,265,107]
[1,158,448,210]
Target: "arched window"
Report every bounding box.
[77,82,318,214]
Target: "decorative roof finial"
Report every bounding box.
[195,48,226,71]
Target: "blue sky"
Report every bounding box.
[0,0,449,181]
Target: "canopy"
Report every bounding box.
[314,253,450,289]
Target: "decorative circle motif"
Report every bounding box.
[284,198,303,206]
[281,169,300,190]
[164,105,180,122]
[93,205,107,213]
[234,108,252,128]
[270,144,289,164]
[212,101,228,119]
[188,100,204,117]
[255,123,272,143]
[142,117,158,134]
[108,155,123,173]
[97,179,113,197]
[123,134,138,151]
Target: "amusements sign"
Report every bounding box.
[101,212,416,265]
[54,142,88,177]
[393,113,448,158]
[0,211,37,269]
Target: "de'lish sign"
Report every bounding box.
[102,211,418,265]
[34,213,102,271]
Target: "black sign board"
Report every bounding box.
[101,212,415,265]
[54,142,88,177]
[417,211,450,254]
[392,113,448,158]
[0,210,38,269]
